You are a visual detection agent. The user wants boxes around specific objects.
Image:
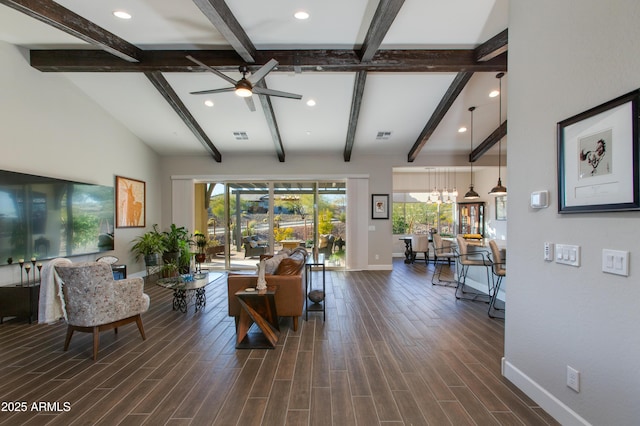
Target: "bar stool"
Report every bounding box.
[488,240,506,318]
[455,235,492,301]
[431,233,457,286]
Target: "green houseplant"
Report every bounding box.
[130,227,165,266]
[161,224,190,264]
[160,224,194,273]
[194,232,207,263]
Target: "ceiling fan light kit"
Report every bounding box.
[186,56,302,111]
[490,72,507,195]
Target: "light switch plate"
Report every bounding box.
[555,244,580,267]
[602,249,629,276]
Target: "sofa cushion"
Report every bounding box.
[265,253,287,274]
[274,248,307,275]
[275,258,302,275]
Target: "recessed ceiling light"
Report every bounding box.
[458,126,467,133]
[294,11,310,20]
[113,10,132,20]
[489,90,499,98]
[306,99,316,107]
[204,100,214,107]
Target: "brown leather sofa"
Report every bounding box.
[227,248,308,331]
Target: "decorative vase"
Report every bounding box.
[256,258,267,291]
[195,253,206,263]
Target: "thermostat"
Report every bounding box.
[530,190,549,209]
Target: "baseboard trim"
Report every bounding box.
[367,264,393,271]
[502,359,591,426]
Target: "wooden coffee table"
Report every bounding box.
[235,286,279,349]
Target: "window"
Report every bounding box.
[392,193,455,237]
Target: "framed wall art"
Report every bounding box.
[371,194,389,219]
[116,176,146,228]
[495,195,507,220]
[557,89,639,213]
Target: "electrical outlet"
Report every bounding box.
[567,365,580,392]
[544,242,554,261]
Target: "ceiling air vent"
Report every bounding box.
[376,131,392,140]
[233,131,248,140]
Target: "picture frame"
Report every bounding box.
[557,89,640,213]
[371,194,389,219]
[115,176,146,228]
[495,195,507,220]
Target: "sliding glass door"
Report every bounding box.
[201,180,346,270]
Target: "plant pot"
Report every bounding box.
[162,251,180,265]
[144,253,160,266]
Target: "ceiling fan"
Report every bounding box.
[186,55,302,112]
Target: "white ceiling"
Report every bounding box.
[0,0,509,163]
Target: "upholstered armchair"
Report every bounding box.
[317,234,335,258]
[54,262,150,360]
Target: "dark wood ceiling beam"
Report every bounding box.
[475,29,508,62]
[30,49,507,73]
[469,120,507,162]
[344,71,367,162]
[255,83,286,162]
[191,0,256,63]
[407,71,474,162]
[145,71,222,162]
[359,0,405,62]
[0,0,142,62]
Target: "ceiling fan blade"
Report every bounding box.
[248,59,278,85]
[244,96,256,112]
[252,86,303,100]
[189,87,235,95]
[186,55,238,86]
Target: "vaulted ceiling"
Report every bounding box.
[0,0,508,164]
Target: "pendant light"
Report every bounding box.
[489,72,507,195]
[464,106,480,199]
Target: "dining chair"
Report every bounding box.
[488,240,506,318]
[411,234,430,265]
[455,235,492,301]
[431,233,457,286]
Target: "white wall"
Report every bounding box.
[506,1,640,425]
[0,42,161,283]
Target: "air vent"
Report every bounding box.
[376,131,392,140]
[233,131,248,140]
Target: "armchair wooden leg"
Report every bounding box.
[292,316,298,332]
[64,326,74,351]
[135,314,146,340]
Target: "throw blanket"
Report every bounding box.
[38,258,72,324]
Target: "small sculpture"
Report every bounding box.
[256,258,267,291]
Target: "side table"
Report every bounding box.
[0,283,40,324]
[305,259,326,322]
[235,286,280,349]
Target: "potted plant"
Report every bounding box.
[160,262,179,278]
[161,224,191,265]
[130,227,165,266]
[194,231,207,264]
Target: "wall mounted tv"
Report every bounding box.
[0,170,114,266]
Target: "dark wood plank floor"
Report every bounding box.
[0,260,559,426]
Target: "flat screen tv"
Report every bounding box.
[0,170,115,266]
